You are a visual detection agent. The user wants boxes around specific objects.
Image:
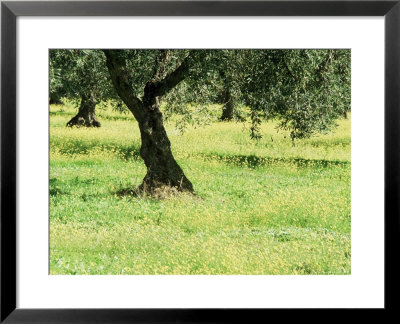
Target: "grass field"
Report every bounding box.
[50,102,351,275]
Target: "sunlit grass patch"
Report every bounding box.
[50,222,350,275]
[50,103,351,275]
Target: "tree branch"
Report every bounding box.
[148,50,204,99]
[102,50,145,122]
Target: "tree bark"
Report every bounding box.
[218,70,235,121]
[103,50,194,194]
[220,86,234,121]
[138,97,193,193]
[66,93,101,127]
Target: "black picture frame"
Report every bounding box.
[1,0,399,322]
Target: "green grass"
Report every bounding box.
[50,102,351,275]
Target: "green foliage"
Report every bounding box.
[49,61,62,96]
[216,49,351,140]
[51,49,350,139]
[50,103,351,275]
[49,49,120,103]
[153,49,351,140]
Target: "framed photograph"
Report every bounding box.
[1,0,399,322]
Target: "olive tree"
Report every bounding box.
[103,50,209,193]
[101,49,349,194]
[230,49,351,140]
[50,49,119,127]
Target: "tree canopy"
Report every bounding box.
[50,49,115,101]
[161,49,350,140]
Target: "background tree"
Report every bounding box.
[214,52,244,122]
[227,49,351,140]
[218,71,235,121]
[50,49,119,127]
[100,49,350,194]
[162,49,350,137]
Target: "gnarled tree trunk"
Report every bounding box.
[138,97,193,193]
[103,50,194,194]
[66,93,101,127]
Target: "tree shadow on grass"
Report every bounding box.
[112,182,205,201]
[49,110,70,117]
[53,139,348,168]
[49,177,104,200]
[49,177,66,196]
[55,142,141,160]
[113,185,181,200]
[200,152,350,169]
